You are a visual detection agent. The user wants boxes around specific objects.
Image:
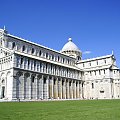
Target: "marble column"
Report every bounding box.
[28,74,31,99]
[58,78,62,99]
[70,80,73,99]
[35,76,38,99]
[111,79,114,99]
[73,80,76,99]
[39,75,43,100]
[49,76,53,99]
[24,74,26,99]
[54,78,58,99]
[66,79,69,99]
[31,75,34,99]
[76,81,80,98]
[12,74,17,99]
[43,76,48,99]
[24,73,28,99]
[75,80,77,99]
[46,76,49,99]
[48,76,50,98]
[80,81,84,99]
[62,79,66,99]
[37,75,40,99]
[24,73,29,99]
[17,72,24,99]
[33,75,38,99]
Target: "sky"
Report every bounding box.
[0,0,120,66]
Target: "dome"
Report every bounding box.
[61,38,80,52]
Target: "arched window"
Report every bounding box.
[68,59,69,64]
[54,79,56,85]
[12,42,16,49]
[5,52,7,56]
[31,76,35,83]
[52,54,54,60]
[104,70,106,74]
[44,77,46,84]
[77,56,80,61]
[22,45,25,51]
[46,53,48,58]
[82,83,84,87]
[92,83,94,89]
[62,80,64,86]
[34,60,36,67]
[99,70,101,75]
[31,48,34,54]
[83,63,85,67]
[89,62,91,66]
[104,60,106,64]
[95,71,96,75]
[21,58,23,64]
[1,86,5,98]
[28,59,30,67]
[39,50,42,56]
[90,71,92,76]
[2,79,5,84]
[58,56,60,61]
[63,58,64,63]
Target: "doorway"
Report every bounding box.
[1,86,5,98]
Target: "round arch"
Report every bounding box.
[0,72,6,99]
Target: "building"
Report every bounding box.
[0,28,120,101]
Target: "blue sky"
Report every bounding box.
[0,0,120,66]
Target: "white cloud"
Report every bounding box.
[83,51,91,54]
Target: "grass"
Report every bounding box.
[0,99,120,120]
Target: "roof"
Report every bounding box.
[83,65,111,71]
[77,54,114,63]
[61,38,81,52]
[81,64,120,71]
[5,33,75,60]
[110,65,119,70]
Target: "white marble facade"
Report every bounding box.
[0,28,120,101]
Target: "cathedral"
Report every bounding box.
[0,28,120,101]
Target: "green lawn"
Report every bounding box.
[0,100,120,120]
